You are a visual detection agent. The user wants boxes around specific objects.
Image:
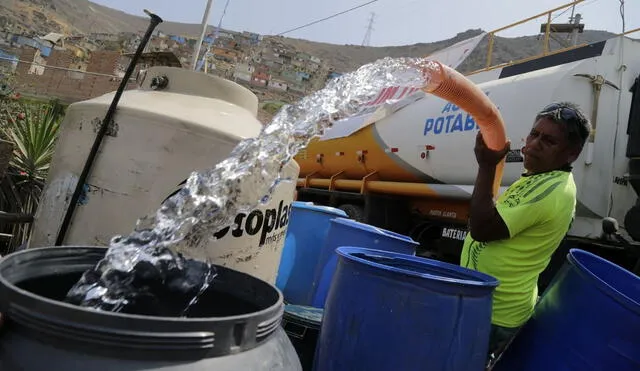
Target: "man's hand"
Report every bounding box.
[468,131,511,243]
[474,131,511,168]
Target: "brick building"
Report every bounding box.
[14,48,136,103]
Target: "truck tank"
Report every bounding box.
[29,66,300,284]
[295,36,640,244]
[297,57,604,188]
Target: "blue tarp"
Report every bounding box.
[12,35,40,49]
[169,35,186,44]
[39,45,52,57]
[297,71,310,79]
[0,49,19,69]
[9,35,52,57]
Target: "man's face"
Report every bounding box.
[522,117,580,174]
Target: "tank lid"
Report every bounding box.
[81,89,261,140]
[138,66,259,117]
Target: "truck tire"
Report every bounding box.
[339,204,365,222]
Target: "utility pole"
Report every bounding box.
[362,12,375,47]
[569,13,582,46]
[540,8,585,50]
[196,0,232,72]
[192,0,214,70]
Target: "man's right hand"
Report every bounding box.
[474,131,511,168]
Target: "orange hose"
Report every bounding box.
[421,60,507,198]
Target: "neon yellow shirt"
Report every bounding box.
[460,170,576,328]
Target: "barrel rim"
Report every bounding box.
[0,246,285,355]
[567,248,640,314]
[0,246,283,323]
[329,217,420,246]
[336,246,499,288]
[291,201,348,217]
[283,304,323,327]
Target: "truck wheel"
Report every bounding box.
[339,204,365,222]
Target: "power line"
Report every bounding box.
[619,0,625,33]
[0,56,128,79]
[551,4,573,22]
[196,0,232,71]
[276,0,379,36]
[551,0,598,22]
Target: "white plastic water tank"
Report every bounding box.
[29,66,300,284]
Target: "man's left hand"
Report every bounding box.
[474,131,511,168]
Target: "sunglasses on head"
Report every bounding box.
[539,103,581,123]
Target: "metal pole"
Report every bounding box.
[55,10,163,246]
[571,13,582,46]
[488,0,584,34]
[196,0,230,72]
[543,11,552,54]
[192,0,214,70]
[486,33,494,68]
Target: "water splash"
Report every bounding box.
[65,57,440,314]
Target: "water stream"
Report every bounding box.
[65,57,440,315]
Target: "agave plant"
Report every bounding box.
[2,101,63,183]
[0,100,64,253]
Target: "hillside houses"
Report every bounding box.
[251,71,269,87]
[104,28,332,95]
[0,25,334,106]
[211,47,239,63]
[268,79,288,91]
[226,37,329,96]
[233,62,253,82]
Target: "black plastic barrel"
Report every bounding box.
[0,246,302,371]
[281,304,323,371]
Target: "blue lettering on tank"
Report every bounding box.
[423,93,493,136]
[423,118,434,135]
[424,112,479,136]
[434,117,445,134]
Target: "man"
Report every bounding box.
[460,102,591,358]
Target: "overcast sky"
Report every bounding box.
[91,0,637,46]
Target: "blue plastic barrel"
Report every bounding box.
[311,218,419,308]
[494,248,640,371]
[275,202,348,305]
[314,246,499,371]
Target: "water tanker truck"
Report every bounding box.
[294,35,640,287]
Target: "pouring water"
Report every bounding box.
[65,57,443,315]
